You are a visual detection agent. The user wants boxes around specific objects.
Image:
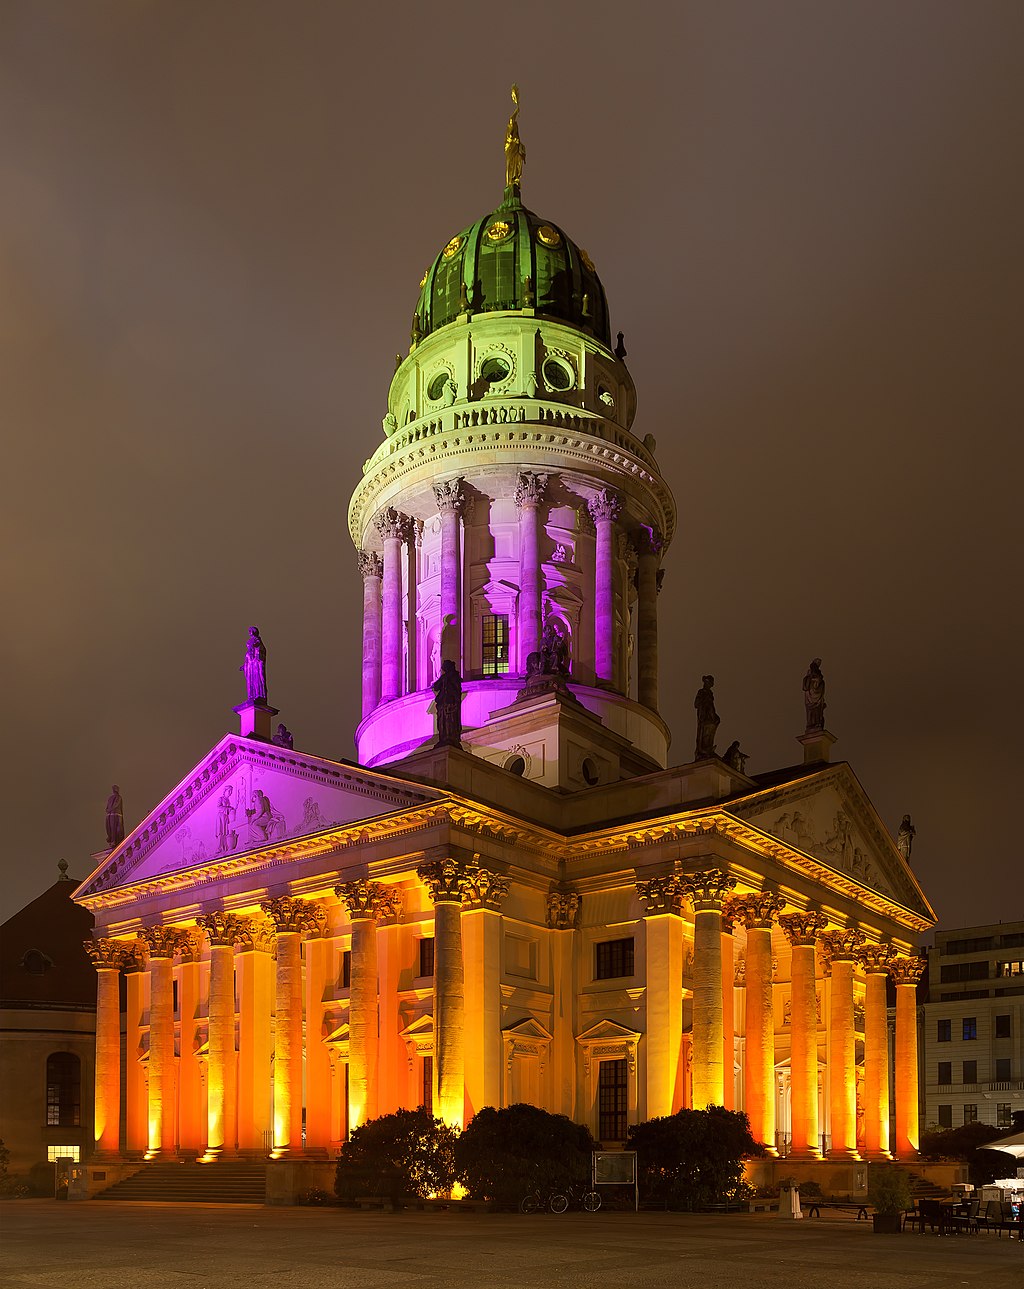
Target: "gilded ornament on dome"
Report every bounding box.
[580,248,596,273]
[442,235,465,260]
[486,220,512,242]
[537,224,561,247]
[419,268,429,287]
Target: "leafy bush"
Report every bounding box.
[334,1109,458,1203]
[0,1140,28,1199]
[798,1179,823,1199]
[626,1106,765,1210]
[867,1164,913,1214]
[27,1162,55,1197]
[296,1187,337,1206]
[920,1122,1008,1185]
[455,1104,596,1206]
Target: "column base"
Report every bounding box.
[787,1149,823,1161]
[143,1149,179,1161]
[827,1148,862,1162]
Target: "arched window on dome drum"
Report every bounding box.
[430,253,466,332]
[477,237,519,314]
[46,1052,81,1127]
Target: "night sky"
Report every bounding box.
[2,3,1021,932]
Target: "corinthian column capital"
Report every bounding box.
[417,857,475,904]
[587,487,622,525]
[261,896,327,936]
[433,478,466,515]
[725,892,787,931]
[636,874,684,916]
[335,879,402,921]
[357,550,383,580]
[84,938,133,970]
[515,471,547,509]
[546,889,580,930]
[888,954,926,987]
[779,911,828,947]
[859,943,893,974]
[137,926,195,961]
[374,507,410,542]
[463,866,510,911]
[680,868,737,912]
[197,912,249,947]
[819,929,865,963]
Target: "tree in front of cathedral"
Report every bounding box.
[626,1107,765,1210]
[333,1108,458,1204]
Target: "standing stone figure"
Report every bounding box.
[896,813,916,860]
[432,659,463,749]
[104,785,125,847]
[803,658,826,730]
[540,620,570,676]
[272,723,294,750]
[240,626,267,703]
[694,675,720,760]
[723,740,749,774]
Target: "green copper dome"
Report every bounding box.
[413,188,611,348]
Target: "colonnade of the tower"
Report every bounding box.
[85,864,925,1164]
[358,475,660,711]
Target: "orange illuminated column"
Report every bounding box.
[547,890,580,1117]
[779,912,827,1159]
[335,881,401,1130]
[681,869,737,1110]
[859,944,893,1159]
[732,893,786,1154]
[84,938,130,1158]
[236,919,273,1154]
[636,876,685,1121]
[820,930,864,1160]
[197,914,246,1159]
[720,911,736,1110]
[889,954,926,1159]
[462,867,510,1119]
[303,925,333,1154]
[418,857,472,1128]
[124,949,148,1156]
[139,927,190,1158]
[262,897,326,1157]
[176,934,204,1155]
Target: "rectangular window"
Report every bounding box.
[940,961,990,983]
[595,937,635,981]
[481,614,510,676]
[46,1146,80,1162]
[937,1062,952,1085]
[937,1019,951,1042]
[997,1104,1012,1128]
[995,1057,1011,1080]
[995,1014,1011,1038]
[45,1054,81,1127]
[997,960,1024,976]
[938,1105,953,1128]
[419,937,435,979]
[598,1058,628,1142]
[962,1060,977,1084]
[963,1104,978,1125]
[341,950,351,990]
[421,1055,433,1113]
[962,1017,977,1041]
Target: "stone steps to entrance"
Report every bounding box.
[97,1162,267,1204]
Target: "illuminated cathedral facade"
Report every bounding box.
[75,99,934,1198]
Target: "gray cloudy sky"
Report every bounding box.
[1,1,1021,931]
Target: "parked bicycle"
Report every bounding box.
[549,1183,602,1213]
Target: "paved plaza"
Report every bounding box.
[1,1202,1021,1289]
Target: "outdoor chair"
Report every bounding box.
[947,1199,980,1236]
[916,1199,945,1234]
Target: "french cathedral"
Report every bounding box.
[75,93,935,1199]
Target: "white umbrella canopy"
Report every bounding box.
[979,1131,1024,1159]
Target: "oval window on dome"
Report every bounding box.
[486,220,513,242]
[480,356,511,385]
[543,358,574,391]
[427,371,450,402]
[442,235,465,260]
[537,225,562,247]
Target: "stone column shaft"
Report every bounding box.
[636,880,684,1121]
[358,552,383,717]
[435,481,465,668]
[790,944,820,1157]
[691,910,724,1108]
[147,955,175,1157]
[125,964,147,1156]
[434,902,464,1126]
[206,943,237,1157]
[891,956,925,1159]
[862,964,891,1157]
[516,474,545,668]
[720,928,735,1110]
[744,927,776,1151]
[589,490,621,687]
[376,509,408,702]
[349,918,379,1128]
[636,530,661,710]
[827,956,859,1158]
[85,940,126,1158]
[236,936,273,1154]
[273,933,303,1154]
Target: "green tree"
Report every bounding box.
[334,1108,458,1203]
[626,1106,765,1210]
[919,1122,1008,1186]
[455,1104,596,1206]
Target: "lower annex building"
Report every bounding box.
[74,94,936,1195]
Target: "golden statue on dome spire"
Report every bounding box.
[505,83,526,190]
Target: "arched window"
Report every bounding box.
[46,1052,81,1127]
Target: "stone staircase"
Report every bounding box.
[907,1171,948,1200]
[96,1161,267,1204]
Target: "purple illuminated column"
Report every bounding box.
[515,472,547,669]
[588,488,622,688]
[636,526,662,710]
[374,508,409,702]
[433,479,466,669]
[358,551,383,717]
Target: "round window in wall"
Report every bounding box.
[505,754,527,777]
[582,757,599,786]
[543,357,574,391]
[480,356,511,385]
[427,371,450,402]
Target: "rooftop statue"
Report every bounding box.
[433,659,463,749]
[723,740,749,774]
[273,723,294,750]
[505,84,525,191]
[105,785,125,848]
[896,813,916,861]
[694,675,720,760]
[241,626,268,704]
[539,620,570,677]
[803,657,826,731]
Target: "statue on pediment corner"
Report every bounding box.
[803,658,826,731]
[240,626,268,703]
[896,813,916,861]
[723,740,748,774]
[694,675,719,759]
[105,785,125,848]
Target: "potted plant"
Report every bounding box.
[867,1165,913,1234]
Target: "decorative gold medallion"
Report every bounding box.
[486,220,512,242]
[537,224,561,247]
[580,248,596,273]
[442,235,465,260]
[419,268,429,287]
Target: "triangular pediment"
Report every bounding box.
[75,734,439,902]
[503,1017,553,1043]
[576,1018,641,1045]
[725,763,934,921]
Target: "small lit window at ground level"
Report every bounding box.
[47,1146,80,1162]
[482,614,510,676]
